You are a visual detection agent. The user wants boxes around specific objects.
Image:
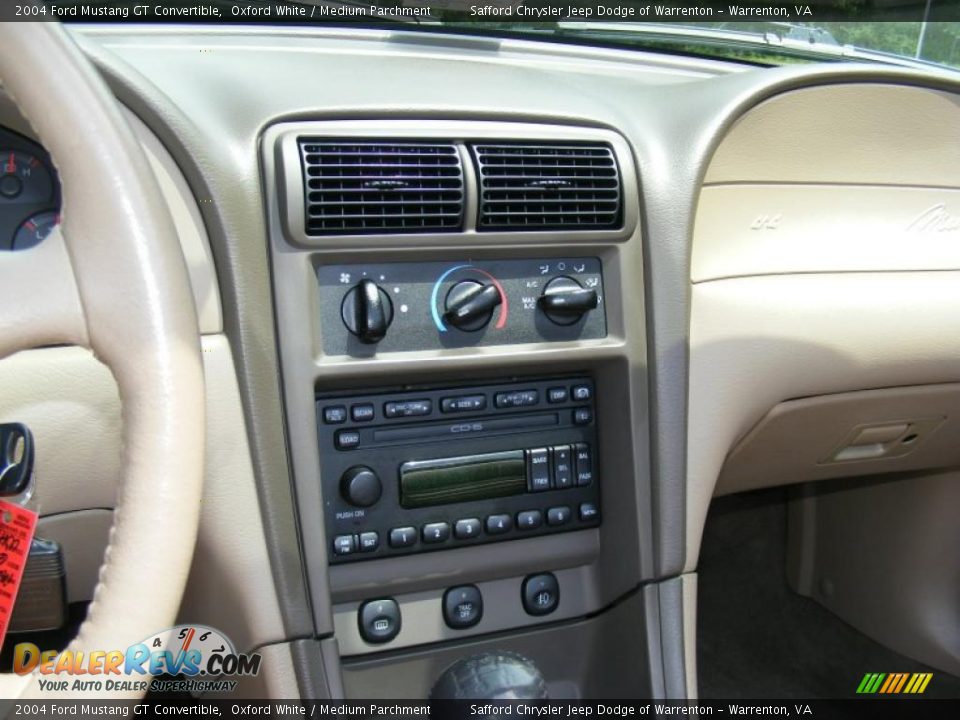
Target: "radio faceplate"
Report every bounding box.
[317,376,601,564]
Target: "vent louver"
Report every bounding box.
[472,143,621,231]
[299,140,465,235]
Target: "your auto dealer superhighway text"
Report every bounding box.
[471,5,639,17]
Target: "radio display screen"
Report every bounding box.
[400,451,526,508]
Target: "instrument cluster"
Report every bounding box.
[0,126,60,251]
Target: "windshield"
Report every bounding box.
[48,1,960,72]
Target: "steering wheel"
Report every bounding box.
[0,23,205,698]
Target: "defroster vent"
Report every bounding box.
[472,143,621,231]
[299,141,465,235]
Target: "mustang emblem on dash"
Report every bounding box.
[906,203,960,233]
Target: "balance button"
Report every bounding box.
[358,598,401,644]
[571,384,592,401]
[522,573,560,616]
[547,506,572,526]
[351,404,375,422]
[422,522,451,544]
[574,443,594,486]
[443,585,483,629]
[389,527,417,548]
[323,406,347,424]
[517,510,543,530]
[485,514,513,535]
[579,502,599,522]
[552,445,574,488]
[547,387,569,404]
[333,535,356,556]
[527,448,551,492]
[359,532,379,552]
[454,518,482,540]
[335,430,361,450]
[573,407,593,426]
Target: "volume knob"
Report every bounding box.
[340,466,382,507]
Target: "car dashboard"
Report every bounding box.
[1,23,959,700]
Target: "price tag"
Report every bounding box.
[0,500,38,649]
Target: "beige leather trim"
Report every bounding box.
[126,111,222,334]
[704,84,960,186]
[686,272,960,572]
[0,23,205,698]
[0,347,120,514]
[693,185,960,281]
[178,334,286,652]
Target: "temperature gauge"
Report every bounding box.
[13,210,59,250]
[0,151,54,204]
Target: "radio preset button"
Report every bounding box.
[517,510,543,530]
[441,395,487,413]
[384,399,432,418]
[359,598,401,644]
[522,573,560,617]
[574,443,594,486]
[552,445,574,488]
[351,404,375,422]
[547,387,568,404]
[454,518,482,540]
[527,448,551,492]
[323,406,347,424]
[389,527,417,548]
[443,585,483,630]
[422,522,451,544]
[485,514,513,535]
[580,502,599,522]
[335,430,361,450]
[573,407,593,426]
[333,535,356,556]
[572,384,592,402]
[359,532,379,552]
[547,506,572,526]
[494,390,539,409]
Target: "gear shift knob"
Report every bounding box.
[430,652,548,700]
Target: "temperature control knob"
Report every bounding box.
[444,280,502,332]
[538,276,598,326]
[340,466,382,508]
[341,279,393,344]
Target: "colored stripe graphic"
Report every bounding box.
[857,672,932,694]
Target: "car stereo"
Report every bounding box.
[317,376,601,564]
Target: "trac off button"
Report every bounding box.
[443,585,483,629]
[522,572,559,616]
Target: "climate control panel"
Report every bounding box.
[317,258,606,355]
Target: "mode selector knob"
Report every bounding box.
[538,276,598,326]
[340,466,382,507]
[341,279,394,344]
[444,280,502,332]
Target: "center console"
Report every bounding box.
[263,119,653,694]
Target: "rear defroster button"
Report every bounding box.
[358,598,401,644]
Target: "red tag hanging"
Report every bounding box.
[0,500,38,649]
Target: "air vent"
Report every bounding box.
[472,143,621,231]
[299,141,464,235]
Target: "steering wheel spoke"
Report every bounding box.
[0,226,88,360]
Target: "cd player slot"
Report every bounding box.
[373,412,559,446]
